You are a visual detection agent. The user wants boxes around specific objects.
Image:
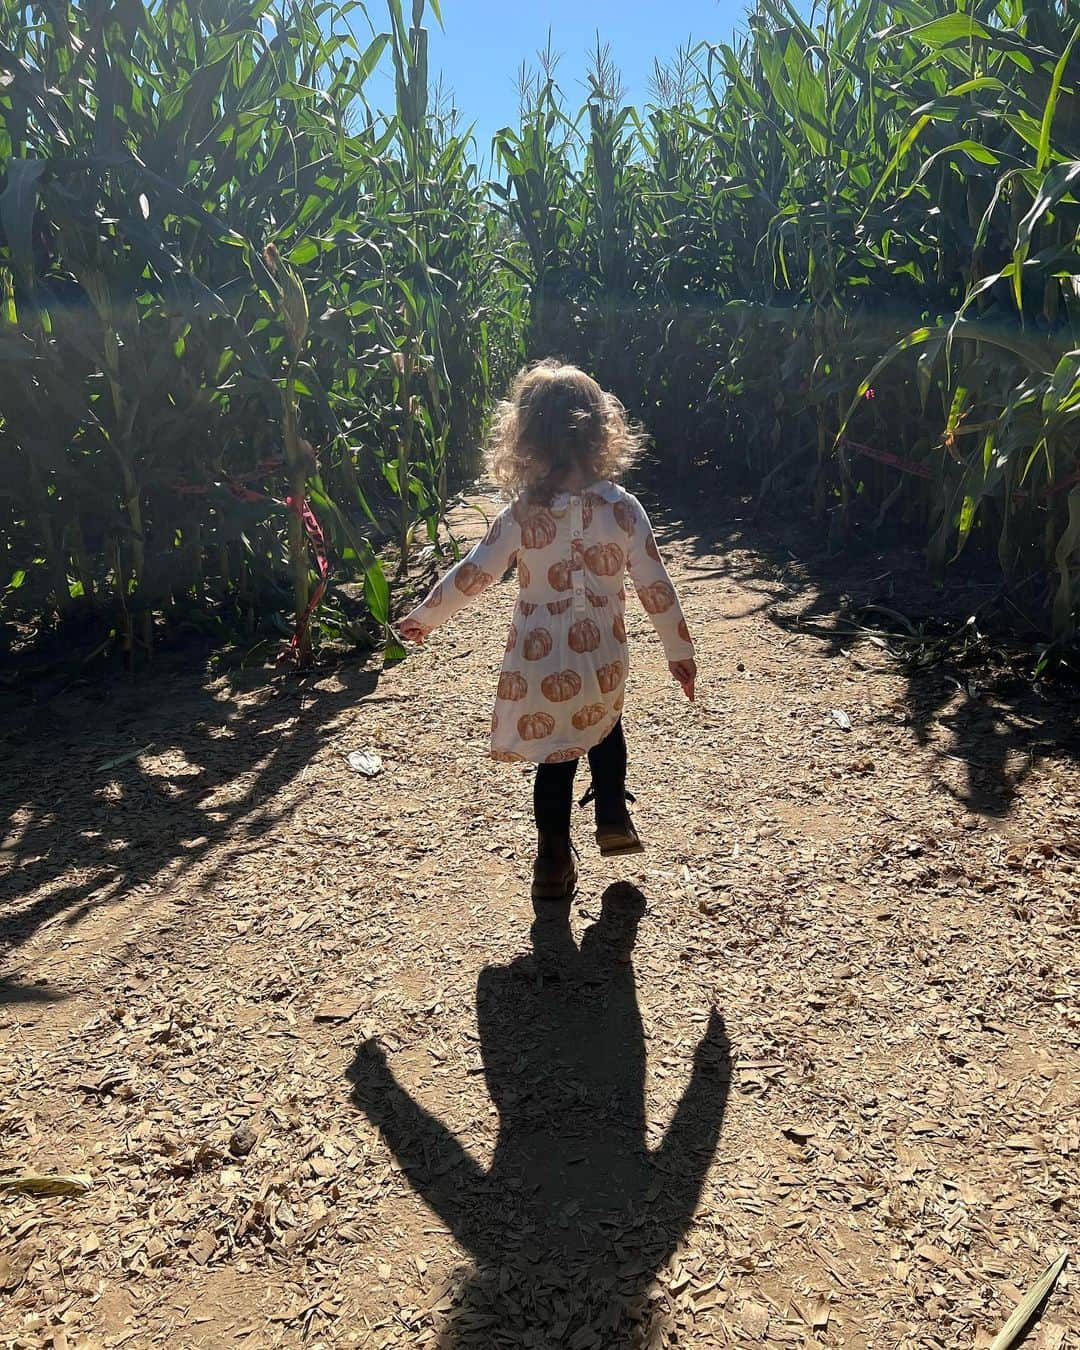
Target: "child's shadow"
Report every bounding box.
[346,884,731,1347]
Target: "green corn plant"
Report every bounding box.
[490,0,1078,641]
[0,0,515,663]
[262,241,314,665]
[3,0,1080,661]
[493,50,582,355]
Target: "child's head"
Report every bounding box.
[488,359,644,500]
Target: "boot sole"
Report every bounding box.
[597,835,645,858]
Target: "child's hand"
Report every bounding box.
[669,658,696,702]
[399,618,429,645]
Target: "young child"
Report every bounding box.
[399,360,696,901]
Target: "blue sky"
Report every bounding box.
[359,0,755,163]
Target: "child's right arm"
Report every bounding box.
[625,494,697,700]
[399,505,519,643]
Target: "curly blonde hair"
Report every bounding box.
[487,360,646,502]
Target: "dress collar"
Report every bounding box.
[550,478,620,505]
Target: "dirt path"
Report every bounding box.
[2,491,1078,1350]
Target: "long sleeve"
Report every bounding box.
[625,494,695,662]
[401,504,519,637]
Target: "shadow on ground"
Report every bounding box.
[655,483,1080,819]
[0,976,68,1005]
[348,884,730,1348]
[0,660,380,956]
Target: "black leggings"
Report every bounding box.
[533,719,627,834]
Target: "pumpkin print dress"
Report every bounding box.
[401,480,695,765]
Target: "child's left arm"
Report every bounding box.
[625,495,697,701]
[399,505,519,643]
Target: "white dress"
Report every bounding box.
[402,480,694,765]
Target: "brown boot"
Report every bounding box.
[582,786,645,858]
[595,811,644,858]
[531,831,577,901]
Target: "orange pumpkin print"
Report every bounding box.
[455,562,492,596]
[544,746,585,763]
[585,542,623,576]
[639,580,676,614]
[518,711,555,741]
[597,660,624,694]
[497,670,528,701]
[523,627,553,661]
[410,486,692,764]
[541,669,582,703]
[519,506,557,550]
[567,618,601,654]
[548,559,573,592]
[571,702,607,731]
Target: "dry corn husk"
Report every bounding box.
[988,1251,1068,1350]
